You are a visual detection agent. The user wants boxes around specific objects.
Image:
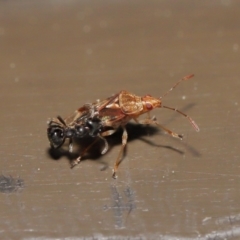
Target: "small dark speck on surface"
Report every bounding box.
[0,175,24,193]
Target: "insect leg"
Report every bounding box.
[98,134,109,155]
[101,129,116,137]
[134,117,183,140]
[68,138,73,152]
[100,129,118,155]
[70,138,99,168]
[112,126,128,179]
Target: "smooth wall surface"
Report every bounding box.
[0,1,240,239]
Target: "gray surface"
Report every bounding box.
[0,1,240,239]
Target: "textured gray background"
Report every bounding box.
[0,1,240,239]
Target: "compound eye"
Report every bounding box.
[48,127,65,148]
[146,102,153,110]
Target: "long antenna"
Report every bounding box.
[162,105,200,132]
[160,74,194,99]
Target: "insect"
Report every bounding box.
[47,74,199,178]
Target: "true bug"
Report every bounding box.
[47,74,199,178]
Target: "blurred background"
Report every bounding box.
[0,0,240,239]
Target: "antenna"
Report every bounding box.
[57,116,67,126]
[161,74,194,99]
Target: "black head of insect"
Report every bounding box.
[47,116,72,148]
[47,116,103,149]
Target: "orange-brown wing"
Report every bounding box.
[64,106,89,125]
[99,107,127,127]
[118,90,143,115]
[64,93,121,126]
[96,93,120,111]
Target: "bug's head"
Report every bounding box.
[141,95,161,112]
[47,116,70,148]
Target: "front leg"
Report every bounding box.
[100,129,116,154]
[134,116,183,140]
[68,138,73,152]
[112,126,128,179]
[70,138,99,168]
